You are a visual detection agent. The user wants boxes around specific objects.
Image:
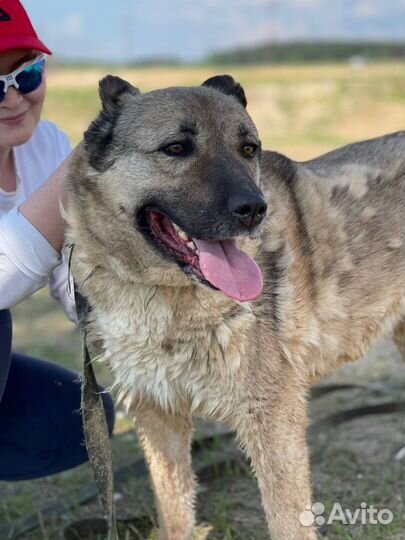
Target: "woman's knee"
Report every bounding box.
[0,354,115,480]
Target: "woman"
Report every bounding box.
[0,0,114,481]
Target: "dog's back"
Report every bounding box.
[258,131,405,378]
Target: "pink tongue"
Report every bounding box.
[193,239,263,302]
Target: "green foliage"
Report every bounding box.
[206,41,404,65]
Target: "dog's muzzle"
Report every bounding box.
[228,193,267,229]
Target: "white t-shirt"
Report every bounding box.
[0,120,76,321]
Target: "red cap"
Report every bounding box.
[0,0,51,55]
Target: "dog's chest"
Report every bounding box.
[91,288,253,416]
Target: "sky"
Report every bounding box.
[23,0,404,63]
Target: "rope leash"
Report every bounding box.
[74,286,119,540]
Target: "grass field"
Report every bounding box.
[43,61,405,158]
[1,62,405,540]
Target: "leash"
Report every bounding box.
[73,282,119,540]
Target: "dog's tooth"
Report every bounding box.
[178,230,189,241]
[172,223,180,233]
[187,241,196,251]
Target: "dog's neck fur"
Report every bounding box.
[76,254,256,416]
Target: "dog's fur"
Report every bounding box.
[66,75,405,540]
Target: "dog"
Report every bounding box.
[65,74,405,540]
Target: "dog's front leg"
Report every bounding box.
[135,407,196,540]
[236,382,317,540]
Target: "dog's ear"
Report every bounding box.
[99,75,140,114]
[201,74,247,108]
[84,75,140,171]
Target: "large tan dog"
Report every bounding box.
[66,74,405,540]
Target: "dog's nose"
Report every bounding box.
[228,194,267,229]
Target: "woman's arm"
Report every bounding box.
[0,154,72,310]
[19,154,71,253]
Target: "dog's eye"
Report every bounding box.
[242,144,258,159]
[163,142,190,156]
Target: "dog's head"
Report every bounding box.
[69,75,267,302]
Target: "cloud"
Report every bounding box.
[287,0,321,7]
[353,1,380,18]
[133,2,208,24]
[176,5,207,23]
[49,13,84,39]
[202,0,275,5]
[63,14,84,38]
[236,19,312,45]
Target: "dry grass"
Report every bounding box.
[43,61,405,159]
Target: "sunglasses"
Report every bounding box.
[0,53,46,103]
